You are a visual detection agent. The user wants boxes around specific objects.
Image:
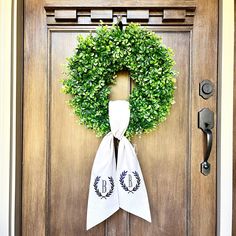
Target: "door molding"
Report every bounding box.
[0,0,233,235]
[44,5,196,26]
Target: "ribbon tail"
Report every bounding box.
[117,137,151,223]
[86,133,119,230]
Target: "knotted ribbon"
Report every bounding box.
[87,100,151,230]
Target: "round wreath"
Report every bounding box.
[62,23,176,138]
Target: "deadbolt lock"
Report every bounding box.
[199,80,214,99]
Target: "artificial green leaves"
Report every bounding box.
[62,23,176,138]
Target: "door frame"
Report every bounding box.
[0,0,234,235]
[0,0,23,235]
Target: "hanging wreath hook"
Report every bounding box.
[117,15,123,31]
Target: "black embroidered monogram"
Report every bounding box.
[119,171,141,194]
[93,176,114,199]
[87,101,152,228]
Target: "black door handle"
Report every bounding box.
[201,129,212,175]
[198,108,214,176]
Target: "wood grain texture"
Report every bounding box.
[15,0,24,235]
[91,10,113,20]
[110,71,130,101]
[190,0,218,235]
[45,7,195,26]
[49,33,131,235]
[127,10,149,20]
[23,0,218,235]
[55,10,77,20]
[130,32,190,236]
[163,9,186,21]
[22,0,47,235]
[45,0,196,8]
[49,31,105,236]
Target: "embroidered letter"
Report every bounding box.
[128,174,133,188]
[94,176,114,199]
[119,171,141,194]
[102,180,107,193]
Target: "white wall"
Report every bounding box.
[0,0,18,235]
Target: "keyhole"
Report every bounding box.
[109,70,131,100]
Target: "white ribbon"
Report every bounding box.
[87,100,151,230]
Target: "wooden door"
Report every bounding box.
[22,0,218,235]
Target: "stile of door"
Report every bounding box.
[22,0,218,235]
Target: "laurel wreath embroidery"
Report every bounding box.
[119,171,141,194]
[93,176,114,199]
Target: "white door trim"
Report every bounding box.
[217,0,234,235]
[0,0,22,235]
[0,0,14,235]
[0,0,234,235]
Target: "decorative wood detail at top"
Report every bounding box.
[127,10,149,21]
[163,9,186,22]
[44,6,196,26]
[54,10,77,21]
[91,10,113,20]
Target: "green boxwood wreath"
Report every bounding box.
[62,23,177,138]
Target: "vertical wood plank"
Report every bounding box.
[129,32,190,236]
[190,0,218,235]
[49,31,105,236]
[22,0,47,235]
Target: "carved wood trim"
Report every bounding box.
[44,6,196,26]
[91,10,113,21]
[163,9,186,22]
[55,10,77,21]
[127,10,149,21]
